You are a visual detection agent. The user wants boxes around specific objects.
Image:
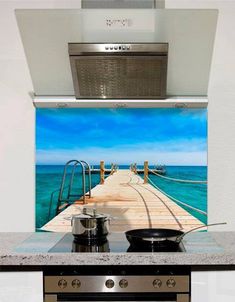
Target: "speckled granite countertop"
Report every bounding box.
[0,232,235,266]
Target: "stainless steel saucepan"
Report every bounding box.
[70,208,111,242]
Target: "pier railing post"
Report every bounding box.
[111,163,114,175]
[134,163,137,174]
[144,161,148,184]
[100,160,105,184]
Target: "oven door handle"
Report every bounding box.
[44,295,190,302]
[177,294,190,302]
[45,295,57,302]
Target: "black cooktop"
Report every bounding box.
[49,233,186,253]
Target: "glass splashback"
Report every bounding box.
[36,108,207,232]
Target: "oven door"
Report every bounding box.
[44,293,190,302]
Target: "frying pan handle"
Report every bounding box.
[176,222,227,243]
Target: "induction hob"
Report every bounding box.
[49,233,186,253]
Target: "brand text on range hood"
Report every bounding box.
[68,43,168,99]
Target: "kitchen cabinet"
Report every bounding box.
[0,272,43,302]
[192,271,235,302]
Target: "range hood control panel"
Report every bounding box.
[104,44,131,51]
[68,43,168,55]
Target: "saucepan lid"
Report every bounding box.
[66,207,111,220]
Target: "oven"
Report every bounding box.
[44,266,190,302]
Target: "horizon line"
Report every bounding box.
[36,163,207,167]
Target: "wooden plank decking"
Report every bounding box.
[41,170,205,232]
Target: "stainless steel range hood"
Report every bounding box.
[81,0,165,9]
[69,43,168,99]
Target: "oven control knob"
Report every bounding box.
[153,279,162,288]
[119,279,128,288]
[58,279,67,289]
[166,279,176,288]
[105,279,115,288]
[72,279,81,289]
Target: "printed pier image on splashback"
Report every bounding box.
[36,108,207,232]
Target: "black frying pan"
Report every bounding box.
[125,222,226,250]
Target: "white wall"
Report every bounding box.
[0,1,81,232]
[0,0,235,231]
[165,1,235,229]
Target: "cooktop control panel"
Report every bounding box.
[44,275,189,293]
[44,266,191,302]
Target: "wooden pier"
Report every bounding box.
[41,169,205,233]
[89,168,165,175]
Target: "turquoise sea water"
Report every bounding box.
[36,165,207,229]
[148,166,207,224]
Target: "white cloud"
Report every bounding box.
[36,146,207,166]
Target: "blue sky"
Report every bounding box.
[36,108,207,166]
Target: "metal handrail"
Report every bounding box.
[56,160,88,215]
[48,185,70,220]
[67,162,79,199]
[81,160,92,198]
[58,160,78,203]
[67,161,86,202]
[48,188,60,220]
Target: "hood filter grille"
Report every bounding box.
[68,43,168,99]
[69,43,168,99]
